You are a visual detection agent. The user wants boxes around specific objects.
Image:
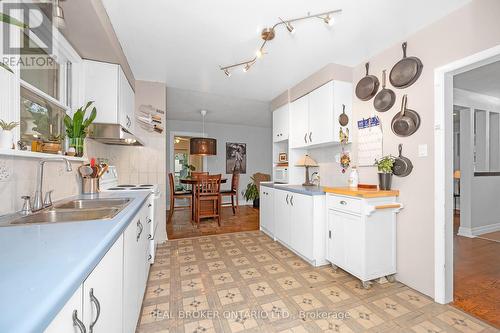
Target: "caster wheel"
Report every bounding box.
[331,264,338,272]
[361,281,372,289]
[386,274,396,283]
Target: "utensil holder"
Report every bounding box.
[82,178,100,194]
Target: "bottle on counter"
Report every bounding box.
[348,166,359,188]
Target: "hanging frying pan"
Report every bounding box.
[393,144,413,177]
[391,95,420,137]
[339,104,349,126]
[355,62,379,101]
[390,42,423,89]
[373,70,396,112]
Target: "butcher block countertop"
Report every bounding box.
[324,187,399,198]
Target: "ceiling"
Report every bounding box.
[167,88,271,128]
[454,60,500,99]
[101,0,470,102]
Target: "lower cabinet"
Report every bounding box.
[259,186,274,237]
[273,189,326,266]
[326,194,401,285]
[45,199,152,333]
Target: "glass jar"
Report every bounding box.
[69,137,84,157]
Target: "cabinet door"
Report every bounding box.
[83,235,123,333]
[123,214,141,333]
[326,214,335,263]
[308,81,334,145]
[260,187,274,236]
[290,193,313,260]
[84,60,119,124]
[344,214,364,277]
[289,96,309,148]
[139,205,151,294]
[119,68,135,131]
[274,190,291,246]
[328,210,346,268]
[45,287,83,333]
[273,104,289,142]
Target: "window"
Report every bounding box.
[20,86,66,144]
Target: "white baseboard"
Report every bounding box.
[458,222,500,238]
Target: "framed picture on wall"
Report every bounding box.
[226,142,247,174]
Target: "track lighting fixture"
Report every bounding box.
[219,9,341,76]
[323,14,334,26]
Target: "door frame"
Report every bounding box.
[433,44,500,304]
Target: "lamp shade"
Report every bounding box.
[296,154,318,167]
[190,137,217,156]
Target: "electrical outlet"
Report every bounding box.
[418,144,428,157]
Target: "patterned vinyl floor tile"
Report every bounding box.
[136,231,495,333]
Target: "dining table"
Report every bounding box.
[179,176,228,222]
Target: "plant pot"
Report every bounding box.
[253,198,260,208]
[69,137,84,157]
[378,173,393,191]
[0,130,13,149]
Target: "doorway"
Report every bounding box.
[173,136,204,191]
[435,46,500,328]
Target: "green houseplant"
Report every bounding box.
[375,155,395,190]
[63,101,96,157]
[0,120,19,149]
[242,176,260,208]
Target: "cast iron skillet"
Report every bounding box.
[390,42,423,89]
[391,95,420,137]
[373,70,396,112]
[393,144,413,177]
[356,62,379,101]
[339,104,349,126]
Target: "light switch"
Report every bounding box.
[418,144,428,157]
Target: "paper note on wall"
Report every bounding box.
[357,117,383,167]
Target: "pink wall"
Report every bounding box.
[270,0,500,298]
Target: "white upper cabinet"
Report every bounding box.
[290,80,352,149]
[290,96,309,148]
[272,104,289,142]
[84,60,135,131]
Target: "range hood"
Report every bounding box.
[88,123,144,146]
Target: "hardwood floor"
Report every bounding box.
[166,205,259,239]
[453,212,500,328]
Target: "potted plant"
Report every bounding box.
[375,155,395,190]
[63,102,97,157]
[242,176,260,208]
[0,120,19,149]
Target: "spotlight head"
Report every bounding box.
[256,49,263,58]
[324,15,334,26]
[223,68,231,77]
[285,21,295,34]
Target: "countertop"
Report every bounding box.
[260,182,325,196]
[0,191,150,333]
[323,187,400,198]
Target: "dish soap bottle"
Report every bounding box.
[348,166,359,188]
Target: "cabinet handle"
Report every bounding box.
[304,133,308,143]
[147,218,152,224]
[148,203,152,207]
[285,194,289,205]
[148,254,152,261]
[329,230,332,239]
[89,288,101,333]
[340,200,347,205]
[290,195,294,206]
[137,220,143,241]
[148,233,152,240]
[309,132,312,142]
[72,310,86,333]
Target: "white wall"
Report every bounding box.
[454,88,500,237]
[166,119,272,205]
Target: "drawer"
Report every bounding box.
[327,195,362,214]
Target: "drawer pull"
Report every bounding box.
[285,194,289,205]
[329,230,331,239]
[136,220,143,241]
[340,200,347,205]
[290,195,294,206]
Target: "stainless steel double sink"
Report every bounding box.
[5,198,131,226]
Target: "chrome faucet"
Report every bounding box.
[32,158,73,211]
[311,172,321,186]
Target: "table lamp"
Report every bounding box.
[296,154,318,186]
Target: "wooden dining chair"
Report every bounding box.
[191,171,209,178]
[168,173,192,224]
[194,174,222,228]
[221,172,240,214]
